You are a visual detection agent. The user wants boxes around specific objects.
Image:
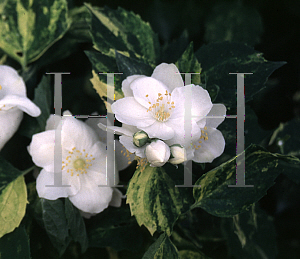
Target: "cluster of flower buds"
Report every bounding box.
[132,130,187,167]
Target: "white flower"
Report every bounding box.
[111,63,213,145]
[0,65,41,150]
[145,139,170,167]
[169,144,187,165]
[104,63,227,165]
[28,111,122,214]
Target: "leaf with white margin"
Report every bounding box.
[126,165,191,236]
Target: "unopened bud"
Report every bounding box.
[169,144,187,164]
[145,140,170,167]
[133,130,149,147]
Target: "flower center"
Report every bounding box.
[73,158,86,170]
[61,147,95,176]
[146,90,175,122]
[193,126,209,150]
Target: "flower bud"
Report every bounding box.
[145,140,170,167]
[169,144,187,164]
[133,130,149,147]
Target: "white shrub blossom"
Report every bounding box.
[100,63,226,167]
[28,111,123,214]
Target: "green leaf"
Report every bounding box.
[179,250,212,259]
[0,176,27,238]
[162,30,189,63]
[195,42,286,109]
[222,204,278,259]
[0,0,71,68]
[175,42,202,86]
[0,156,24,196]
[0,226,31,259]
[269,118,300,157]
[218,105,273,158]
[192,144,300,217]
[267,118,300,184]
[85,4,159,64]
[65,198,88,253]
[244,106,273,148]
[41,199,71,256]
[115,51,153,80]
[85,50,124,112]
[26,6,92,69]
[204,2,263,46]
[126,165,191,236]
[142,233,180,259]
[19,75,51,138]
[87,205,144,252]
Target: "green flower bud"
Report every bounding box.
[133,130,149,147]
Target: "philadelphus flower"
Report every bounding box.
[111,63,223,146]
[0,65,41,150]
[145,139,170,167]
[28,111,122,214]
[110,63,226,165]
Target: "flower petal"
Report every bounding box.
[171,85,213,121]
[0,95,41,117]
[109,188,125,207]
[205,104,226,128]
[112,97,155,128]
[115,139,136,170]
[130,77,170,108]
[61,116,100,151]
[192,127,225,163]
[119,135,146,158]
[98,123,136,137]
[36,169,80,200]
[151,63,184,91]
[165,118,201,146]
[69,171,113,213]
[0,65,26,97]
[142,120,175,140]
[122,75,146,97]
[28,130,56,172]
[0,109,23,150]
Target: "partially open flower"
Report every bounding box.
[0,65,41,150]
[145,139,170,167]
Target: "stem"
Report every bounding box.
[22,165,36,175]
